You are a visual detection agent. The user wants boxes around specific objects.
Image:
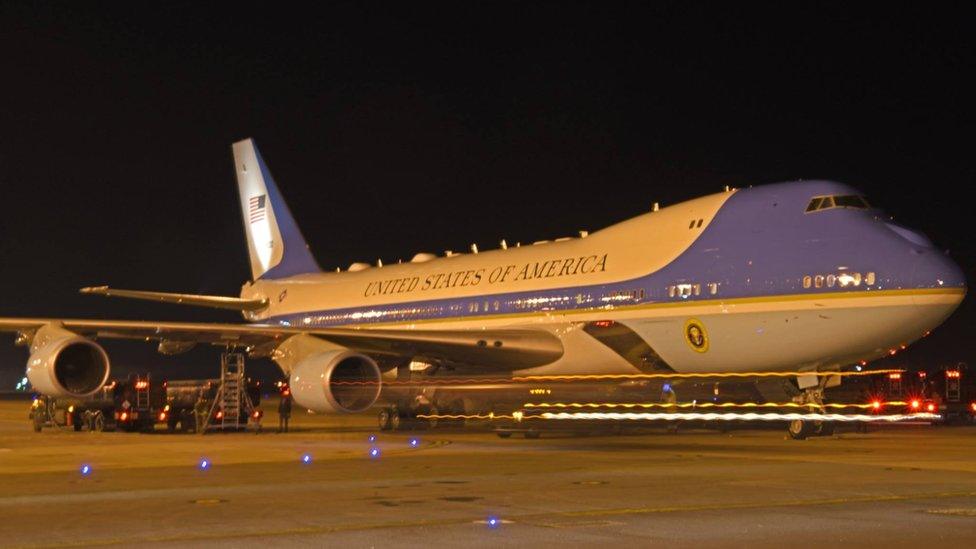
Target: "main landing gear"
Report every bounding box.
[376,404,440,432]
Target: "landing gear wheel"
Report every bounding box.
[389,410,401,432]
[816,421,835,437]
[378,408,393,431]
[32,414,43,432]
[788,420,816,440]
[425,406,439,430]
[93,414,106,432]
[446,400,466,428]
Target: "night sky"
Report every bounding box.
[1,2,973,387]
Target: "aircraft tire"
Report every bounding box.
[816,421,835,437]
[378,408,393,431]
[787,419,815,440]
[425,406,438,430]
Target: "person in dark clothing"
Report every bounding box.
[278,388,293,433]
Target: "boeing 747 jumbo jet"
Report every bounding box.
[0,139,965,438]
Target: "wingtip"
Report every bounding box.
[79,286,109,294]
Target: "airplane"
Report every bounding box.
[1,139,965,439]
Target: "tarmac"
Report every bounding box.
[1,398,975,548]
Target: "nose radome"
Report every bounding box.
[912,249,967,290]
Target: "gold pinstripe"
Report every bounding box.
[333,287,965,328]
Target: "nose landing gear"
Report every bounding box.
[787,381,836,440]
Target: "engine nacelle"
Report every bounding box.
[289,350,381,414]
[26,325,111,398]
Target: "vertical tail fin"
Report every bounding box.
[232,139,321,280]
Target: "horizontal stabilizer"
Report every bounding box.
[80,286,269,312]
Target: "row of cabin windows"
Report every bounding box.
[802,271,876,289]
[667,282,720,298]
[607,289,646,301]
[468,300,501,313]
[805,195,871,213]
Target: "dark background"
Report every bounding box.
[1,2,973,387]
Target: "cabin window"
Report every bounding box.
[814,275,824,288]
[668,286,676,298]
[696,219,703,228]
[802,275,812,289]
[688,220,695,229]
[866,271,876,285]
[709,282,719,295]
[693,284,701,296]
[826,274,836,288]
[853,272,862,286]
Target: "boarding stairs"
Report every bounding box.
[202,352,256,432]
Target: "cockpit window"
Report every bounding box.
[805,194,869,213]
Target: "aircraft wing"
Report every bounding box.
[0,318,563,370]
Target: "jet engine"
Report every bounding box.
[25,324,110,398]
[289,349,382,413]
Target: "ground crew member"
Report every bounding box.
[663,383,678,433]
[278,388,293,433]
[194,395,209,433]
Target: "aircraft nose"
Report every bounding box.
[912,248,966,291]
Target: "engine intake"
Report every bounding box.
[26,325,110,398]
[289,350,381,414]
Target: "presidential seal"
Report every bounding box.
[684,318,709,353]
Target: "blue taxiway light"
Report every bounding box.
[368,434,377,443]
[199,458,210,470]
[80,464,91,476]
[487,516,501,529]
[369,447,381,459]
[302,454,312,464]
[409,438,420,447]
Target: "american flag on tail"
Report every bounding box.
[248,194,267,224]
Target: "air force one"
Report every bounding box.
[1,139,965,435]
